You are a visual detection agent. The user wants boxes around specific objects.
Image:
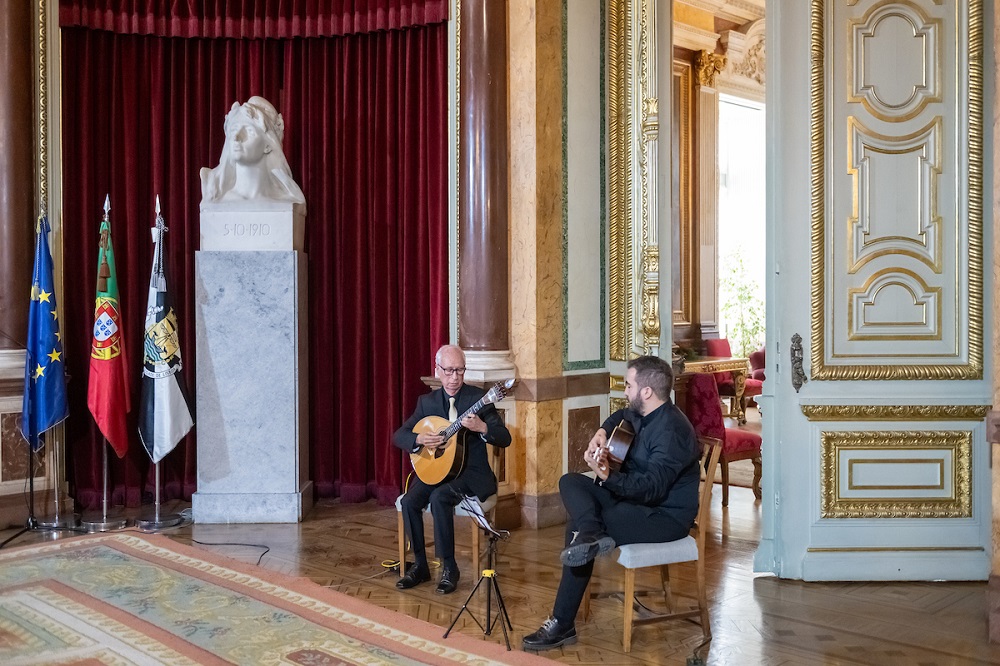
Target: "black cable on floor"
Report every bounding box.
[190,539,271,566]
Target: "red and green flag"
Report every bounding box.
[87,198,131,457]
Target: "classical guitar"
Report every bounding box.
[592,419,634,473]
[410,378,515,485]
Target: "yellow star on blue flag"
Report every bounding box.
[21,215,68,450]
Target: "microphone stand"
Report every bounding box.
[444,504,513,650]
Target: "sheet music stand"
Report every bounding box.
[443,496,514,650]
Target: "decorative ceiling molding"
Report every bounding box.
[718,19,765,100]
[673,22,720,52]
[678,0,765,25]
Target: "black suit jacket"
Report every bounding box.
[393,383,512,500]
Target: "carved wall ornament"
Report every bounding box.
[718,18,765,99]
[731,38,764,84]
[801,404,990,421]
[695,51,727,88]
[790,333,808,392]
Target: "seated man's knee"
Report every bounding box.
[400,491,426,513]
[429,486,461,513]
[559,472,592,495]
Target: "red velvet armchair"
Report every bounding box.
[682,372,762,506]
[704,337,762,422]
[749,345,765,381]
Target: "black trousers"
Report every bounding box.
[399,477,470,571]
[552,473,690,625]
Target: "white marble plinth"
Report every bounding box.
[200,201,305,251]
[193,250,312,523]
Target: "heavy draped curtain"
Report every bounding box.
[59,0,448,508]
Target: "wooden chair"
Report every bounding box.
[582,436,723,652]
[682,371,762,506]
[395,486,497,577]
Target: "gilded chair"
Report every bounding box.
[582,436,723,652]
[704,337,762,422]
[682,372,761,506]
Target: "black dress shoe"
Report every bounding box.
[435,568,460,594]
[396,563,431,589]
[522,617,577,651]
[559,530,615,567]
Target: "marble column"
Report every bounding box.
[458,0,515,378]
[0,3,34,351]
[508,0,566,528]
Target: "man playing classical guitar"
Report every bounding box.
[523,355,701,651]
[392,345,512,595]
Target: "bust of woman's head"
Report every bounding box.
[200,97,306,207]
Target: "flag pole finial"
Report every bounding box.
[103,194,110,220]
[155,195,161,214]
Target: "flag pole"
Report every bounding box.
[136,195,186,532]
[136,461,182,530]
[36,424,79,529]
[82,438,129,532]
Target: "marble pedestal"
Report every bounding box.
[192,245,311,523]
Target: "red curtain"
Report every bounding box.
[60,19,447,508]
[60,0,449,38]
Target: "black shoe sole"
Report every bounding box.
[559,536,616,567]
[522,634,578,651]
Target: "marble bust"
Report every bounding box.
[200,96,306,208]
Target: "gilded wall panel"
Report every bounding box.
[809,0,982,380]
[820,430,972,518]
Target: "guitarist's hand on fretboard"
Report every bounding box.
[460,414,488,434]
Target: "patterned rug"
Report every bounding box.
[0,532,553,665]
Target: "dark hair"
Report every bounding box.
[626,355,674,400]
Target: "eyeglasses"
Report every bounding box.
[437,364,466,376]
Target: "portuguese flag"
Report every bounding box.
[87,207,131,457]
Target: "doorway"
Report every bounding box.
[717,95,765,358]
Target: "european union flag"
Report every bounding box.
[21,215,69,451]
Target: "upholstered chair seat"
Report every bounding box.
[682,372,762,506]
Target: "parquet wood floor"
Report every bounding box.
[4,485,998,665]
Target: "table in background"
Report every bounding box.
[673,355,751,423]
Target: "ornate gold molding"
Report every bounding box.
[695,50,726,87]
[609,374,625,392]
[610,396,628,413]
[671,60,693,331]
[820,430,972,519]
[640,246,659,347]
[808,0,983,381]
[608,0,633,361]
[802,404,990,421]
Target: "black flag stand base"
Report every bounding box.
[0,444,76,549]
[443,528,514,650]
[80,439,130,533]
[136,462,182,531]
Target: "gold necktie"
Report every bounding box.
[449,397,458,422]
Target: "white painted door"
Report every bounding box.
[757,0,993,580]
